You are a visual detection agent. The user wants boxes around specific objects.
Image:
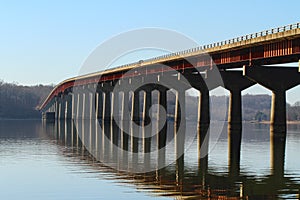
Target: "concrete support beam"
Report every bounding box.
[243,66,300,134]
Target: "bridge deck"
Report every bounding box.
[40,23,300,110]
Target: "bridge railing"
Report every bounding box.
[116,22,300,70]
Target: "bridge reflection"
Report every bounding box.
[43,120,300,199]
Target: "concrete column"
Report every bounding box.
[59,96,66,120]
[83,92,93,119]
[90,92,96,120]
[143,89,152,153]
[55,96,60,120]
[174,90,186,129]
[243,66,300,134]
[104,91,111,122]
[174,89,186,180]
[197,90,210,173]
[157,88,168,149]
[198,89,210,126]
[122,91,130,151]
[112,91,119,146]
[66,94,72,120]
[220,71,255,130]
[96,91,103,120]
[132,90,140,124]
[71,93,76,120]
[76,93,84,120]
[270,90,286,133]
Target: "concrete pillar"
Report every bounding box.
[122,91,130,151]
[112,91,119,146]
[71,93,76,120]
[132,90,140,124]
[104,91,111,122]
[174,89,186,182]
[174,89,186,130]
[244,66,300,134]
[130,90,140,153]
[96,91,103,120]
[197,89,210,162]
[157,88,168,149]
[55,96,60,120]
[220,71,255,130]
[90,92,96,120]
[76,93,84,120]
[66,94,72,120]
[83,92,92,119]
[183,73,211,164]
[143,89,152,153]
[59,96,66,120]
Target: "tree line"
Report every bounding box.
[0,81,53,119]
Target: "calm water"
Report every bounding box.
[0,119,299,199]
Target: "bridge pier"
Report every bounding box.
[219,71,255,177]
[76,92,84,120]
[66,94,72,120]
[243,66,300,134]
[132,90,140,124]
[82,93,89,119]
[142,88,152,153]
[121,91,130,151]
[220,71,255,131]
[112,91,120,146]
[174,89,186,181]
[157,87,168,150]
[59,94,68,120]
[103,91,112,123]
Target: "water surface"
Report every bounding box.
[0,120,299,199]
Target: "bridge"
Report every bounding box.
[40,23,300,173]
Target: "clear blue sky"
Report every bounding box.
[0,0,299,103]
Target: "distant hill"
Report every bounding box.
[0,81,53,119]
[0,81,299,121]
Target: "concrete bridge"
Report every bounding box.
[40,23,300,169]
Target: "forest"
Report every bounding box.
[0,81,299,121]
[0,81,53,119]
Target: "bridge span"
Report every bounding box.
[41,23,300,129]
[40,23,300,171]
